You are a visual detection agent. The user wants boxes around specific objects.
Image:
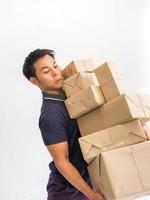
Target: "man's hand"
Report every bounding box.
[143,123,150,140]
[88,190,106,200]
[46,141,106,200]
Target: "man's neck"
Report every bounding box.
[42,88,65,95]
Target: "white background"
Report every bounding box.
[0,0,150,199]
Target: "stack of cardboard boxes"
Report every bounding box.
[62,58,150,200]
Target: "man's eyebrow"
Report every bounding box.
[53,60,56,65]
[41,66,49,71]
[41,61,56,71]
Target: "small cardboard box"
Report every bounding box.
[78,119,147,164]
[88,141,150,200]
[95,62,123,85]
[100,78,128,102]
[62,58,95,79]
[95,62,127,102]
[65,85,105,119]
[63,72,99,98]
[77,93,150,136]
[77,106,106,136]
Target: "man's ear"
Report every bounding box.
[29,77,39,87]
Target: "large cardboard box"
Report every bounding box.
[62,72,99,98]
[65,85,105,119]
[88,141,150,200]
[78,119,147,164]
[62,58,95,79]
[77,93,150,136]
[95,62,127,102]
[103,93,150,127]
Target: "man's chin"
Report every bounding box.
[52,85,63,90]
[55,82,63,88]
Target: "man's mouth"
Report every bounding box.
[56,78,63,83]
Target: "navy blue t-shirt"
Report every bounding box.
[38,91,92,187]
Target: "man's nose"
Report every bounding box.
[52,68,59,76]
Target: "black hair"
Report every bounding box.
[22,48,55,80]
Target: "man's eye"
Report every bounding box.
[43,70,49,73]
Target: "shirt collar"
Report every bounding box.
[42,91,67,101]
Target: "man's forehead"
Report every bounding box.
[33,55,55,68]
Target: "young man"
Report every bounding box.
[22,49,106,200]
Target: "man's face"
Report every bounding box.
[31,54,64,93]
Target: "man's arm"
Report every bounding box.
[143,123,150,139]
[46,141,106,200]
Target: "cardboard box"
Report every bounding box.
[95,62,123,85]
[88,141,150,200]
[103,93,150,127]
[77,106,105,136]
[62,58,95,79]
[62,72,99,98]
[95,62,127,102]
[65,85,105,119]
[138,94,150,117]
[77,93,150,136]
[79,119,147,164]
[100,79,128,102]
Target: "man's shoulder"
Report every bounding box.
[40,101,65,116]
[38,101,68,127]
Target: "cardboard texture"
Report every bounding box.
[77,107,105,136]
[103,93,150,127]
[100,79,128,102]
[94,62,123,85]
[88,141,150,200]
[62,72,99,98]
[95,62,127,102]
[65,85,105,119]
[62,58,95,79]
[78,119,147,164]
[139,94,150,117]
[77,93,150,136]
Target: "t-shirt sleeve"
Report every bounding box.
[38,107,68,145]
